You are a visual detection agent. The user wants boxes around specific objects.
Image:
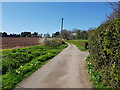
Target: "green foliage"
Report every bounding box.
[66,39,88,51]
[43,38,65,47]
[2,44,68,89]
[88,18,120,88]
[80,31,89,40]
[2,46,47,75]
[86,56,105,88]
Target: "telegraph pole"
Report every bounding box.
[61,18,64,31]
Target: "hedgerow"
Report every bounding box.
[43,38,65,47]
[1,44,68,89]
[88,18,120,88]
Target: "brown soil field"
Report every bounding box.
[0,37,40,49]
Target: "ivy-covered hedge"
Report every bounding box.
[88,18,120,88]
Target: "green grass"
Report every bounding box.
[66,39,88,51]
[1,44,68,89]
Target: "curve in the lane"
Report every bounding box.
[16,43,91,88]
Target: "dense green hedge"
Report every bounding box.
[88,18,120,88]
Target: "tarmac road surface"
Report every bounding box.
[16,43,91,88]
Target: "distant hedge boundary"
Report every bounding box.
[88,18,120,88]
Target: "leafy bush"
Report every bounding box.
[43,38,65,47]
[88,18,120,88]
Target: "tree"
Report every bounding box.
[107,2,120,20]
[32,32,38,37]
[21,32,31,37]
[52,31,60,38]
[54,31,60,37]
[81,31,88,39]
[76,30,81,39]
[60,30,70,40]
[2,32,7,37]
[39,34,43,38]
[0,32,2,37]
[43,33,50,38]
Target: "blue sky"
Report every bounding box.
[2,2,113,34]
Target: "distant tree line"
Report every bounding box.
[0,32,42,37]
[0,29,90,40]
[52,29,90,40]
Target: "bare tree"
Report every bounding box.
[107,1,120,20]
[60,30,70,40]
[43,33,51,38]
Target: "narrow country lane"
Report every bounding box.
[16,43,91,88]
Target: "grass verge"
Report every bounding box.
[1,44,68,89]
[66,39,88,51]
[66,40,104,88]
[86,56,105,88]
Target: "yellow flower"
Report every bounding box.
[16,70,20,73]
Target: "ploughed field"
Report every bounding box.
[1,37,40,49]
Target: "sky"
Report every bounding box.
[2,2,113,34]
[1,0,118,2]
